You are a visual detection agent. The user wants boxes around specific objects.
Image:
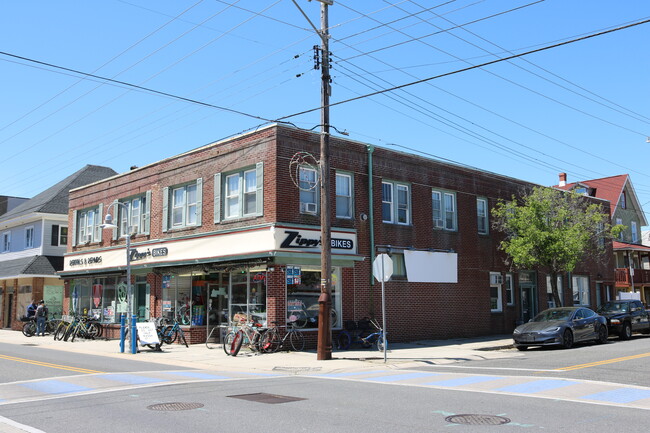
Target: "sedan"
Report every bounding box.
[513,307,608,350]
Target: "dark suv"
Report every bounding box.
[596,300,650,340]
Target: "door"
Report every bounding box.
[521,287,532,322]
[134,280,149,321]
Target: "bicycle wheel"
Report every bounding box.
[376,334,387,352]
[260,329,280,353]
[53,322,67,341]
[289,330,305,351]
[162,326,179,344]
[86,322,101,339]
[224,331,243,356]
[70,326,79,342]
[336,331,351,350]
[22,321,36,337]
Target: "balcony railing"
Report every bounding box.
[615,268,650,285]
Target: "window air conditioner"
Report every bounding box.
[301,202,317,214]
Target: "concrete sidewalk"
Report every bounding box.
[0,329,517,373]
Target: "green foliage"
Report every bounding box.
[492,186,615,306]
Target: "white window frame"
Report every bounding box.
[632,221,638,243]
[2,232,10,252]
[383,181,410,225]
[572,275,590,306]
[546,275,564,308]
[118,195,149,237]
[172,184,198,228]
[477,197,488,235]
[505,273,514,306]
[224,169,257,219]
[432,189,457,231]
[335,172,353,219]
[490,272,503,312]
[77,207,100,243]
[59,226,68,246]
[25,226,34,249]
[299,166,318,215]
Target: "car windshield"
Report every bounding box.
[598,302,628,313]
[532,309,573,322]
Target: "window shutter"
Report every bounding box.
[97,203,103,242]
[196,178,203,227]
[256,162,264,216]
[111,202,118,241]
[143,190,151,235]
[162,187,169,232]
[71,210,77,247]
[214,173,222,223]
[51,225,59,246]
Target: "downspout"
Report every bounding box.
[367,145,375,317]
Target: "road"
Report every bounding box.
[1,335,650,432]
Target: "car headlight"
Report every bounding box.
[543,327,561,333]
[513,328,521,334]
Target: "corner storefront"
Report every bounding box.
[60,223,360,344]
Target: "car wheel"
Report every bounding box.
[620,323,632,340]
[562,329,573,349]
[596,325,608,344]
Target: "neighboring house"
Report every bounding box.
[0,165,117,329]
[0,196,29,217]
[60,125,613,344]
[556,173,650,305]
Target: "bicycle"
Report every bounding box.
[336,318,387,351]
[259,320,305,353]
[23,315,58,337]
[160,319,189,348]
[223,318,267,356]
[288,299,338,328]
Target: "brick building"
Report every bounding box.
[60,125,615,344]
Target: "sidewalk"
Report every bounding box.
[0,329,517,373]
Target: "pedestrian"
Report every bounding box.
[35,300,48,336]
[26,300,38,319]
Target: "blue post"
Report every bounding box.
[119,313,126,353]
[130,314,137,354]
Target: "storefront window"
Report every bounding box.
[16,285,32,320]
[286,266,341,329]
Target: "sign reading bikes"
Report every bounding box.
[279,230,355,252]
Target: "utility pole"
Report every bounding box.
[316,0,332,361]
[292,0,333,360]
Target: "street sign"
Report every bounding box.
[373,253,393,282]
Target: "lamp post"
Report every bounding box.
[101,201,136,354]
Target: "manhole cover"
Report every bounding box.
[147,402,204,411]
[227,393,306,404]
[445,414,510,425]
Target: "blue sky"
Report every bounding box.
[2,0,650,223]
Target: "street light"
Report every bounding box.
[100,200,136,354]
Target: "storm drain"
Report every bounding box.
[445,414,510,426]
[147,402,204,411]
[227,393,306,404]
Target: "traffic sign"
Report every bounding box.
[373,254,393,282]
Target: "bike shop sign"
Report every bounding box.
[277,228,356,254]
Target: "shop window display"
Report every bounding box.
[286,267,341,329]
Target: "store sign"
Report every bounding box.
[279,230,354,251]
[130,247,168,262]
[69,256,103,267]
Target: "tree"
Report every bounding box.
[491,186,621,307]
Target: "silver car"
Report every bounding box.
[513,307,608,350]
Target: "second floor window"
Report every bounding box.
[225,169,257,219]
[632,221,638,243]
[162,179,202,232]
[25,226,34,249]
[382,181,410,224]
[299,166,318,214]
[116,192,150,238]
[2,232,10,252]
[432,190,457,230]
[76,206,101,244]
[477,197,488,234]
[336,173,352,219]
[51,225,68,246]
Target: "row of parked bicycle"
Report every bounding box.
[218,316,387,357]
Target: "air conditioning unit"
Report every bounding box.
[490,274,503,285]
[301,202,317,214]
